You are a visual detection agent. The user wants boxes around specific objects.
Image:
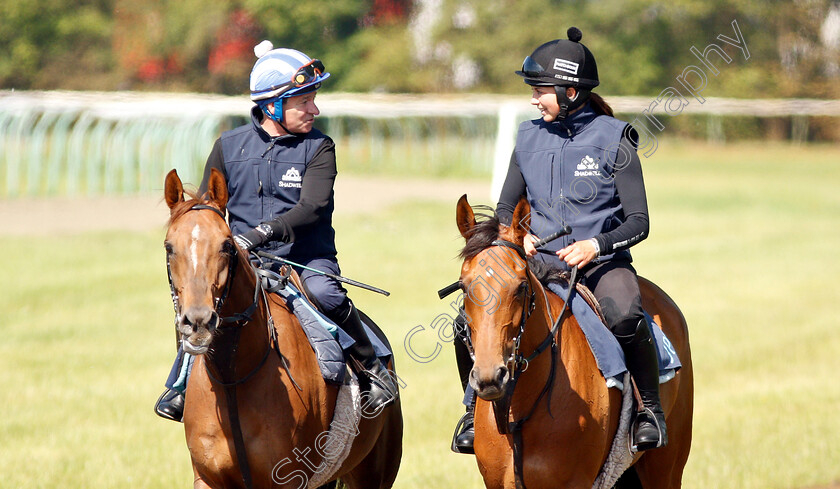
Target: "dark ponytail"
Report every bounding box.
[589,92,613,117]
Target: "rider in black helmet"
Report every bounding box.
[515,27,600,120]
[451,27,667,455]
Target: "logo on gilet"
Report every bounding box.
[282,168,302,182]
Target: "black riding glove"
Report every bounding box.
[233,223,273,252]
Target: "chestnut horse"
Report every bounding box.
[163,169,402,489]
[455,195,693,489]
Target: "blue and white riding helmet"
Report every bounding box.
[249,40,330,122]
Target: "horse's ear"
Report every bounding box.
[510,196,531,244]
[206,168,228,212]
[164,169,184,210]
[456,194,476,240]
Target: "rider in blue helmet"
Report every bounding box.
[154,41,398,422]
[249,41,330,127]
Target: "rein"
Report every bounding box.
[483,239,579,489]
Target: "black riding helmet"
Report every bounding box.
[516,27,599,120]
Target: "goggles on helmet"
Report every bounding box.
[289,59,325,88]
[520,56,547,78]
[260,59,325,98]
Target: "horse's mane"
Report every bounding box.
[528,259,569,286]
[459,206,568,286]
[166,190,214,227]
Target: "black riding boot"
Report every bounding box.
[154,388,185,422]
[617,318,668,452]
[451,310,476,454]
[337,302,397,413]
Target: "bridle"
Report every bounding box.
[456,238,578,489]
[487,240,539,374]
[455,239,574,380]
[165,203,293,387]
[166,204,260,331]
[165,203,295,489]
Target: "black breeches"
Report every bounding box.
[581,260,645,337]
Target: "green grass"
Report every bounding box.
[1,140,839,488]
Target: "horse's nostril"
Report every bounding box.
[178,316,194,334]
[496,366,508,384]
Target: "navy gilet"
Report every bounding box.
[220,111,336,262]
[514,104,631,269]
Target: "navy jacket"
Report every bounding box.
[201,106,337,262]
[499,103,649,270]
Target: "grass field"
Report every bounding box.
[1,140,839,488]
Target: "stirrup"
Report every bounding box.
[357,361,398,414]
[450,412,475,454]
[629,407,667,453]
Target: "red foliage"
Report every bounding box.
[371,0,408,25]
[208,9,259,75]
[137,57,166,82]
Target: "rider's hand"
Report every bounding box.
[233,223,273,252]
[523,234,539,257]
[556,238,599,268]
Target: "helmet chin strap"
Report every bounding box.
[262,100,303,136]
[552,86,591,121]
[553,86,572,121]
[262,100,283,122]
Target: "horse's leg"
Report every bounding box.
[634,278,694,489]
[614,467,643,489]
[192,466,213,489]
[631,381,693,489]
[192,478,212,489]
[341,401,403,489]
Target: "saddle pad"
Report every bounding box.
[546,281,681,386]
[307,374,362,488]
[592,372,635,489]
[275,283,392,385]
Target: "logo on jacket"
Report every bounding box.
[575,155,600,177]
[278,167,303,188]
[282,168,302,182]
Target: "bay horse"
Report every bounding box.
[163,168,402,489]
[454,195,693,489]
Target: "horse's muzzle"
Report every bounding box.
[178,306,218,354]
[470,365,510,401]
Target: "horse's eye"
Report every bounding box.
[164,242,174,256]
[515,280,528,296]
[221,240,235,256]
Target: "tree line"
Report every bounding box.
[2,0,838,100]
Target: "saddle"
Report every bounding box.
[254,263,392,385]
[543,275,681,385]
